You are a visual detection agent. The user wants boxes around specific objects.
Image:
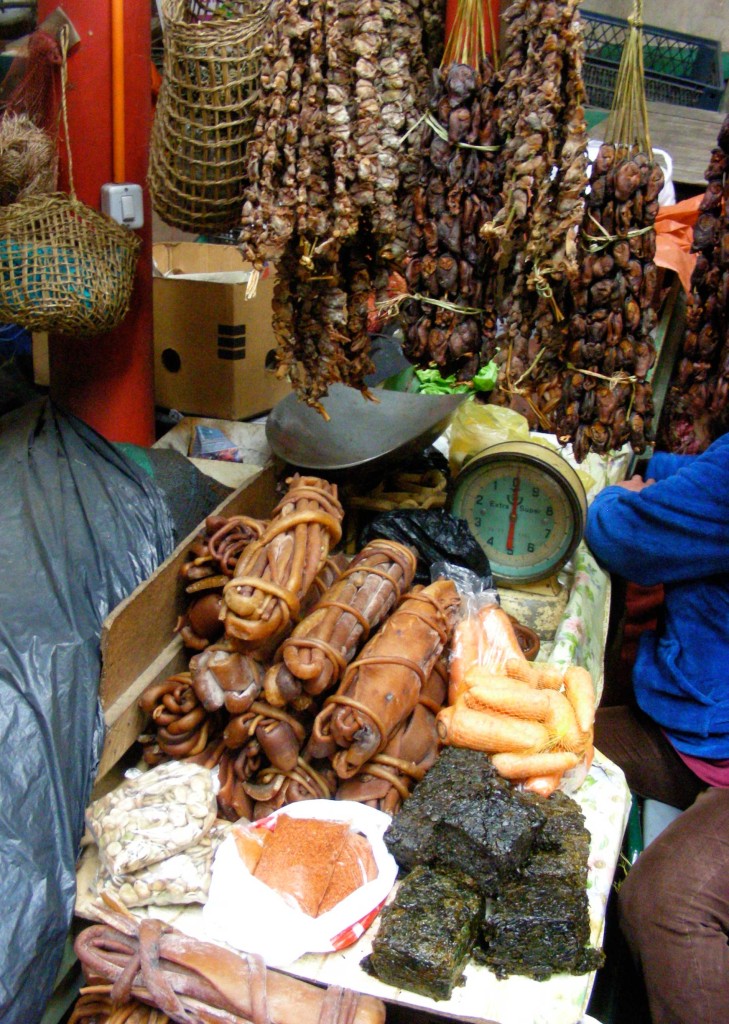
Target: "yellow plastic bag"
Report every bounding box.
[448,403,530,475]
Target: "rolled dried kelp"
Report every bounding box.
[265,538,418,705]
[138,672,213,759]
[308,579,460,778]
[335,657,447,814]
[74,909,385,1024]
[222,475,344,647]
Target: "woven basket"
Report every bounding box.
[149,0,270,233]
[0,193,141,336]
[0,29,141,338]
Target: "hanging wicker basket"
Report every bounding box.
[148,0,270,234]
[0,31,141,338]
[0,193,141,336]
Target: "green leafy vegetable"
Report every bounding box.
[414,362,497,395]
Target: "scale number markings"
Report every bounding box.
[465,467,571,571]
[450,441,587,584]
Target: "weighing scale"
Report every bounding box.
[450,440,588,584]
[449,441,589,638]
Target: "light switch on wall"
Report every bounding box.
[101,183,144,229]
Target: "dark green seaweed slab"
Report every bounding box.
[383,747,546,895]
[365,865,483,1000]
[478,879,592,980]
[476,787,602,980]
[526,789,591,855]
[517,790,591,889]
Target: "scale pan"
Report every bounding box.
[266,384,465,473]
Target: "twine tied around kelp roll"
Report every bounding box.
[0,31,141,337]
[148,0,270,233]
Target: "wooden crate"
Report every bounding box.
[95,463,279,789]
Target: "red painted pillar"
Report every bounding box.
[38,0,156,445]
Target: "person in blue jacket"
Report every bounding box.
[584,431,729,1024]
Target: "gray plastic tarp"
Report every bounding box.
[0,399,175,1023]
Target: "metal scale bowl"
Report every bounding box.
[265,384,466,477]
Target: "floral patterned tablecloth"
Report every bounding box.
[546,443,633,703]
[75,747,630,1024]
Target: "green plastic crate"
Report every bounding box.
[581,10,725,111]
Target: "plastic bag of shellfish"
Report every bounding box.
[85,761,218,877]
[99,820,232,908]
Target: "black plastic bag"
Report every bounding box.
[0,399,175,1023]
[362,508,492,587]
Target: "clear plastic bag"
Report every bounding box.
[443,571,524,705]
[85,761,218,876]
[100,821,231,908]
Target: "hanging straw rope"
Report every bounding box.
[602,0,652,155]
[441,0,499,70]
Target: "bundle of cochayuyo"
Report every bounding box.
[237,0,444,412]
[139,475,462,821]
[658,113,729,454]
[71,903,384,1024]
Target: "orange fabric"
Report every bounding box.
[654,195,702,294]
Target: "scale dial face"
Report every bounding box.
[450,442,588,584]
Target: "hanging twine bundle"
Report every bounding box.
[0,113,57,205]
[602,0,652,155]
[0,28,62,205]
[0,30,141,337]
[441,0,499,69]
[148,0,270,233]
[0,29,63,136]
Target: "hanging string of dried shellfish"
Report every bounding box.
[656,114,729,455]
[553,0,664,461]
[238,0,439,414]
[485,0,589,430]
[394,0,504,380]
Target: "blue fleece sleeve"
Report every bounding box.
[644,451,698,482]
[585,436,729,586]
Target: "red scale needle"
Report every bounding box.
[506,474,521,552]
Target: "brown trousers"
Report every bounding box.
[595,703,706,810]
[595,665,728,1024]
[618,787,729,1024]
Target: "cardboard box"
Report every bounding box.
[95,464,278,791]
[154,415,273,490]
[153,242,292,420]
